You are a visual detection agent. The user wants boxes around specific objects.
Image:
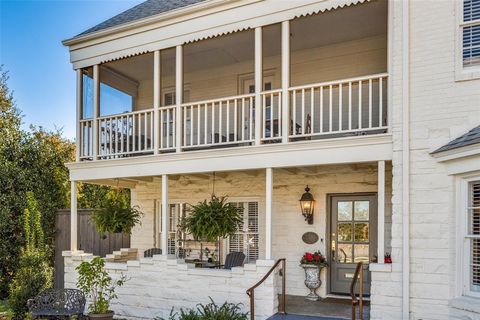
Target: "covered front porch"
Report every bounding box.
[66,160,392,319]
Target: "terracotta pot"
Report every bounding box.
[88,311,114,320]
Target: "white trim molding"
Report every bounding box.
[67,134,393,181]
[455,0,480,81]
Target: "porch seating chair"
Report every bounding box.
[211,252,246,270]
[144,248,162,258]
[27,288,86,319]
[350,262,364,320]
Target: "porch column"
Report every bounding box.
[175,45,183,152]
[265,168,273,260]
[75,69,82,162]
[93,64,100,160]
[161,174,169,255]
[254,27,262,145]
[377,160,385,263]
[153,50,161,155]
[281,21,290,143]
[70,181,78,251]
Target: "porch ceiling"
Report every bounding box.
[67,134,392,182]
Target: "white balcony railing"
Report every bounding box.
[289,73,388,139]
[261,89,282,142]
[181,94,255,149]
[98,109,154,159]
[79,119,94,160]
[78,73,388,161]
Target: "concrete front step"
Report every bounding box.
[105,248,138,263]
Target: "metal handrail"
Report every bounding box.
[350,262,364,320]
[246,258,286,320]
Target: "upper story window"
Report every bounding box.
[467,180,480,295]
[462,0,480,67]
[457,0,480,80]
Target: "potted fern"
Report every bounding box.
[91,202,143,235]
[76,257,126,320]
[182,195,243,242]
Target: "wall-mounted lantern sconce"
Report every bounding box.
[299,185,315,224]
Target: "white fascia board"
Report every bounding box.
[67,134,392,181]
[432,144,480,175]
[66,0,369,69]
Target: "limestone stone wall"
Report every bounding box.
[63,251,278,320]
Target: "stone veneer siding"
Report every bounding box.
[63,251,278,320]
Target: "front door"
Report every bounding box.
[330,194,377,295]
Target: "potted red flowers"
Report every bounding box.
[300,251,328,301]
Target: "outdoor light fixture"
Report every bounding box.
[299,185,315,224]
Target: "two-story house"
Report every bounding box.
[62,0,480,319]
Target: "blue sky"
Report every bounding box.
[0,0,143,139]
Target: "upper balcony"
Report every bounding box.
[75,0,388,162]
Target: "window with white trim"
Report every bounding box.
[229,201,259,263]
[468,181,480,294]
[461,0,480,68]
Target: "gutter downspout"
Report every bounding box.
[402,0,410,319]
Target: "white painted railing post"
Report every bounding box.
[254,27,262,146]
[76,69,82,162]
[176,45,183,152]
[93,65,100,160]
[266,167,273,260]
[161,174,169,255]
[378,160,385,263]
[70,181,78,252]
[154,51,161,155]
[281,21,290,143]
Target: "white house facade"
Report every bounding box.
[62,0,480,319]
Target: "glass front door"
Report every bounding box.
[330,195,377,295]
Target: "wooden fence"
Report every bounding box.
[55,209,130,289]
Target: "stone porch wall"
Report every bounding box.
[63,251,278,320]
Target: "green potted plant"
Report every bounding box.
[76,257,127,320]
[182,195,243,242]
[91,202,143,235]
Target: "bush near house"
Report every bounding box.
[8,193,53,319]
[0,66,130,299]
[158,299,248,320]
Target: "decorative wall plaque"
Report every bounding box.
[302,232,319,244]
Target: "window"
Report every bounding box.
[462,0,480,67]
[467,181,480,294]
[229,201,259,263]
[457,0,480,80]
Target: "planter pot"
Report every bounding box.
[88,311,114,320]
[301,264,324,301]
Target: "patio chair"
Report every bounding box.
[144,248,162,258]
[211,252,246,270]
[350,261,364,320]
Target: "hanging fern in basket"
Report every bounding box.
[91,202,143,234]
[182,195,243,242]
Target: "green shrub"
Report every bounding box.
[76,257,126,314]
[8,193,53,319]
[157,298,248,320]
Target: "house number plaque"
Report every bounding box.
[302,232,319,244]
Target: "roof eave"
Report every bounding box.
[431,142,480,162]
[62,0,238,47]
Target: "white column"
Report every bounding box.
[75,69,82,162]
[161,174,169,255]
[281,21,290,143]
[377,160,385,263]
[254,27,263,145]
[265,168,273,260]
[153,51,161,155]
[70,181,78,251]
[175,45,183,152]
[93,64,100,160]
